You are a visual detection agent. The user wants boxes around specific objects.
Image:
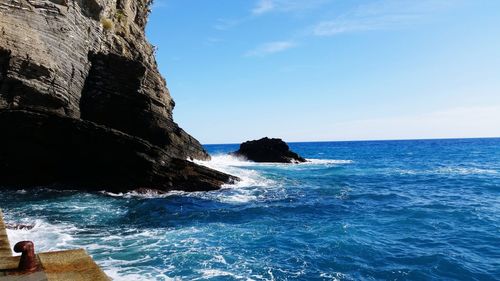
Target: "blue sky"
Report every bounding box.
[146,0,500,144]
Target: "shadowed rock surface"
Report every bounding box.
[233,137,307,163]
[0,0,237,191]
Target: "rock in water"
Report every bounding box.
[234,138,307,163]
[0,0,237,191]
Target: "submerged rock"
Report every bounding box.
[233,137,307,163]
[0,0,237,191]
[6,223,35,231]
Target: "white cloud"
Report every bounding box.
[313,0,456,36]
[252,0,275,15]
[245,41,296,57]
[314,20,372,36]
[217,0,330,31]
[214,18,245,31]
[313,15,419,36]
[252,0,331,16]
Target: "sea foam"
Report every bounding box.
[7,219,77,254]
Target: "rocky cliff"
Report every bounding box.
[0,0,237,191]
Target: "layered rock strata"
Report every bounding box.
[0,0,237,191]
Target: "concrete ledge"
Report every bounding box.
[38,249,110,281]
[0,271,48,281]
[0,210,12,258]
[0,257,19,271]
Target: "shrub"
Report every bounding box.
[100,18,113,30]
[115,9,126,22]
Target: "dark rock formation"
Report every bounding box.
[0,0,237,191]
[233,137,307,163]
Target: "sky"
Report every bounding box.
[146,0,500,144]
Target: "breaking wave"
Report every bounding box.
[6,219,77,254]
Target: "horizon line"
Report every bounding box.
[202,136,500,146]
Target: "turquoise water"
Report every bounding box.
[1,138,499,280]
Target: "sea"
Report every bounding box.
[1,138,499,280]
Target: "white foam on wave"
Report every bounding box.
[305,159,354,165]
[320,272,353,281]
[102,261,178,281]
[196,154,256,167]
[193,155,276,189]
[195,155,352,184]
[189,154,354,204]
[435,167,498,175]
[6,218,78,254]
[105,269,170,281]
[195,154,353,168]
[100,190,187,199]
[88,227,182,281]
[393,167,498,176]
[195,269,249,280]
[101,185,262,204]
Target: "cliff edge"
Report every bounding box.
[0,0,237,191]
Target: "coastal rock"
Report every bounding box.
[0,110,238,192]
[233,137,307,163]
[0,0,237,191]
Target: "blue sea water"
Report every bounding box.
[1,138,499,280]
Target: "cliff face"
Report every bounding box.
[0,0,236,191]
